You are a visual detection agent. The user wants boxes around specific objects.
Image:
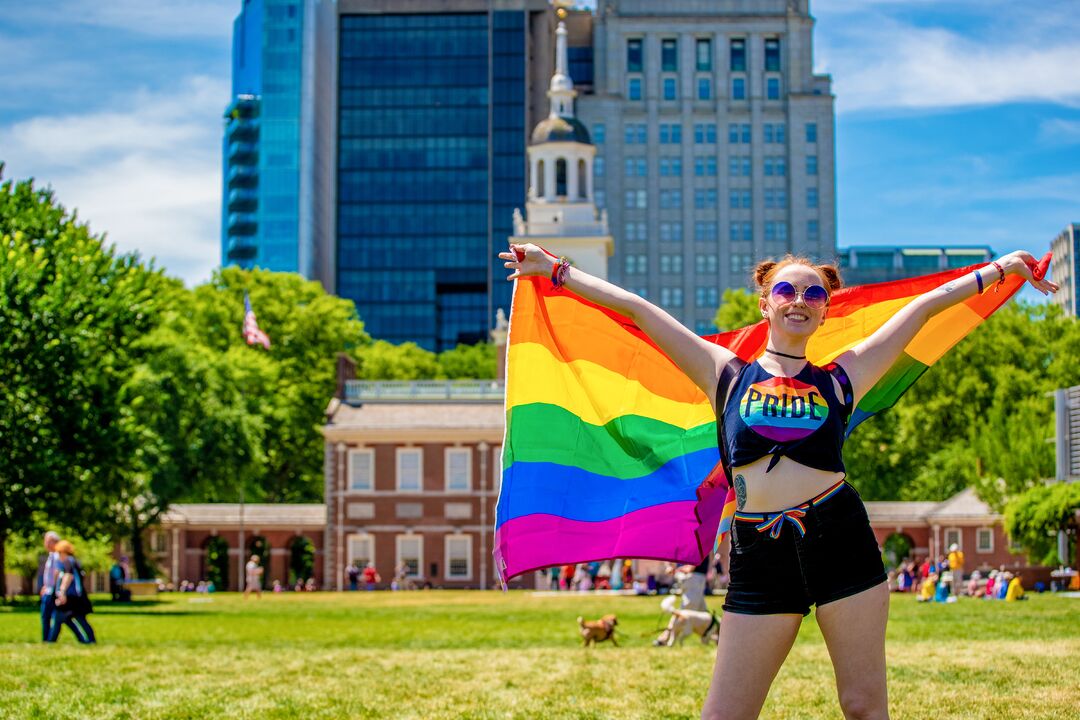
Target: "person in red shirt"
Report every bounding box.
[361,563,380,591]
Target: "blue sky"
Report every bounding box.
[1,0,1078,286]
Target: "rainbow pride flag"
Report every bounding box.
[493,265,1025,582]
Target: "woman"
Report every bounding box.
[47,540,96,644]
[500,244,1056,719]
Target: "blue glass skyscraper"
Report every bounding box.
[222,0,335,282]
[336,5,546,351]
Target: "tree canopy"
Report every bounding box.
[1004,482,1080,566]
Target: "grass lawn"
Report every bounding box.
[1,590,1077,719]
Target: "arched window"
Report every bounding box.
[556,158,567,197]
[537,159,545,197]
[578,159,588,198]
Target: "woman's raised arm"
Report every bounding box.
[835,250,1059,405]
[500,243,735,406]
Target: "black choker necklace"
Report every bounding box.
[765,348,806,360]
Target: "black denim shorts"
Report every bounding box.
[723,482,886,616]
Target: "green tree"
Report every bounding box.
[713,288,761,332]
[1004,482,1080,565]
[0,171,165,597]
[4,528,114,597]
[355,340,440,380]
[438,342,496,379]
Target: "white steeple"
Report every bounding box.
[510,9,612,280]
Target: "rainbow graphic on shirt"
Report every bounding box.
[739,376,829,443]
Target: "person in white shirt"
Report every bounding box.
[244,554,263,599]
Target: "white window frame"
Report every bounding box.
[346,533,375,569]
[396,447,423,492]
[944,527,962,551]
[445,447,472,492]
[444,534,473,581]
[348,448,375,491]
[493,445,503,495]
[396,534,423,578]
[976,527,994,554]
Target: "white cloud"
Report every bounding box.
[814,4,1080,113]
[2,75,228,285]
[1039,118,1080,145]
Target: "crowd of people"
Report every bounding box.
[38,531,96,644]
[888,544,1026,603]
[344,561,438,591]
[543,555,729,595]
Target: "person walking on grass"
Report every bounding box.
[501,243,1057,719]
[47,540,95,644]
[244,554,263,599]
[38,531,67,642]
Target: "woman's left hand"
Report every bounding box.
[999,251,1060,295]
[55,595,66,606]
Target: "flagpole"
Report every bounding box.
[239,290,270,592]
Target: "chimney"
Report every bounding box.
[335,352,356,398]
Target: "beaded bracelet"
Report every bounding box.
[991,261,1006,292]
[550,256,571,289]
[973,269,984,294]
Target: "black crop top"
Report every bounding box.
[717,359,854,475]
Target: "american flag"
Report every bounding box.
[243,292,271,349]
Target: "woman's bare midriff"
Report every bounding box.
[730,455,846,513]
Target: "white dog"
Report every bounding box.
[654,595,720,647]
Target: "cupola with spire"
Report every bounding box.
[510,5,612,279]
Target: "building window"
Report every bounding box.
[659,124,682,144]
[730,222,752,242]
[696,286,719,307]
[977,528,994,553]
[729,156,751,177]
[807,155,818,176]
[659,254,683,273]
[663,77,677,101]
[765,37,781,72]
[396,448,422,491]
[695,320,716,335]
[697,77,711,100]
[625,156,647,177]
[445,447,471,491]
[694,123,717,144]
[625,221,646,241]
[694,188,717,210]
[659,189,682,209]
[624,254,647,275]
[661,38,678,71]
[730,253,753,275]
[445,535,472,580]
[732,77,745,100]
[659,157,682,176]
[808,220,819,242]
[659,287,684,308]
[347,533,374,569]
[627,38,643,72]
[730,38,746,72]
[623,189,647,209]
[764,189,787,209]
[151,531,167,553]
[764,222,788,242]
[593,157,604,178]
[695,254,718,274]
[728,123,750,144]
[766,77,780,100]
[696,38,712,71]
[764,157,787,177]
[694,221,717,241]
[395,535,423,577]
[493,445,502,493]
[806,187,819,208]
[349,449,374,491]
[764,123,786,143]
[624,123,646,144]
[659,222,682,242]
[806,122,817,143]
[694,157,717,177]
[594,123,605,144]
[628,77,642,101]
[944,528,961,551]
[595,189,605,208]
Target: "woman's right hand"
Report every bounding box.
[498,243,552,281]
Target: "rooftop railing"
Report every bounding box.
[344,379,505,405]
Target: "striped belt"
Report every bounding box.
[733,479,847,539]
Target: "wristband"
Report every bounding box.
[973,269,983,294]
[550,256,570,289]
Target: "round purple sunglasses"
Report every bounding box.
[769,280,830,309]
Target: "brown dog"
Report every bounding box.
[577,614,618,646]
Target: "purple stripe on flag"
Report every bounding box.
[493,496,725,581]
